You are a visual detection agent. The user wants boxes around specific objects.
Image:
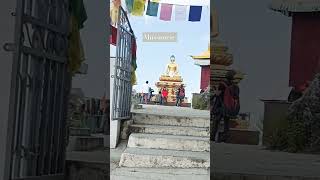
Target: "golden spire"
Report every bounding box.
[212,6,219,38]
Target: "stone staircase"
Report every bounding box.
[112,112,210,179]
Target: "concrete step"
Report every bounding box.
[128,133,209,152]
[129,124,209,137]
[69,127,91,136]
[219,128,260,145]
[67,136,104,151]
[111,168,210,180]
[132,113,209,128]
[119,148,210,168]
[219,119,250,129]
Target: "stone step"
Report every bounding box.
[219,128,260,145]
[132,113,209,128]
[119,148,210,168]
[111,168,209,180]
[69,127,91,136]
[129,124,209,137]
[67,136,104,151]
[128,133,210,152]
[219,119,250,129]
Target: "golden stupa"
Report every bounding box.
[155,55,186,103]
[210,7,244,87]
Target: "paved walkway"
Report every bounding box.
[213,143,320,178]
[132,104,210,118]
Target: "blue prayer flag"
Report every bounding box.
[125,0,134,13]
[146,0,159,17]
[188,6,202,22]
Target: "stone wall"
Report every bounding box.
[120,120,134,140]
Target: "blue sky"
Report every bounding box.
[111,5,210,102]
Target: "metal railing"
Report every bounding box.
[7,0,70,179]
[111,7,135,121]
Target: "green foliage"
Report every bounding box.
[267,128,288,151]
[267,73,320,153]
[192,87,212,110]
[192,95,207,110]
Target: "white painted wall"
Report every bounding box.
[110,57,120,148]
[0,1,17,179]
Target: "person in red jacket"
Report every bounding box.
[161,87,168,105]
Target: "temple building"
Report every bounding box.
[191,7,244,92]
[270,0,320,88]
[191,45,210,91]
[210,7,244,89]
[155,55,190,107]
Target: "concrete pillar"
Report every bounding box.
[0,1,17,180]
[110,57,120,148]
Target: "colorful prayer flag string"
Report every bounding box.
[127,0,204,22]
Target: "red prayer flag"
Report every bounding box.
[110,25,117,46]
[132,38,137,59]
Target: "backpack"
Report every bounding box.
[221,82,240,117]
[179,88,185,97]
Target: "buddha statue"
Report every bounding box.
[165,55,179,77]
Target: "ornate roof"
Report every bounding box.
[270,0,320,15]
[191,44,210,60]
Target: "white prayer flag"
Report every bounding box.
[175,5,187,21]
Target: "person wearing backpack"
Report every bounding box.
[176,85,185,107]
[211,70,240,142]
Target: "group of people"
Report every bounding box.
[140,81,185,107]
[211,70,240,142]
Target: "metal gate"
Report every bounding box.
[6,0,70,179]
[112,7,135,120]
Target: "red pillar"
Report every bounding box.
[290,12,320,87]
[200,66,210,90]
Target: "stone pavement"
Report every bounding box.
[213,143,320,179]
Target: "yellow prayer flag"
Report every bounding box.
[151,0,160,2]
[132,0,145,16]
[110,3,119,25]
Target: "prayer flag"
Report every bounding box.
[110,4,119,25]
[125,0,134,13]
[175,5,187,21]
[188,6,202,21]
[112,0,121,7]
[160,3,173,21]
[110,25,117,46]
[132,0,145,16]
[146,0,159,16]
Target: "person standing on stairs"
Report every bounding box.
[142,81,150,104]
[211,70,240,142]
